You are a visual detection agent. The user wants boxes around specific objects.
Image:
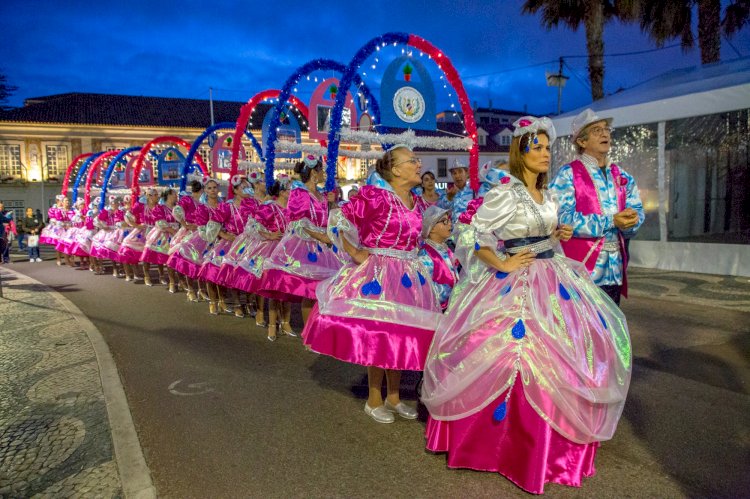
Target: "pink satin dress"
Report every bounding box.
[197,199,253,285]
[118,202,154,265]
[141,204,178,266]
[167,202,220,280]
[302,182,442,371]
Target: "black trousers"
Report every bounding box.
[599,284,622,306]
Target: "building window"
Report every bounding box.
[480,116,489,124]
[491,118,500,124]
[437,158,448,177]
[44,144,70,178]
[4,200,25,221]
[478,135,487,146]
[0,144,23,178]
[501,135,511,146]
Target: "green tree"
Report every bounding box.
[623,0,749,64]
[0,73,18,111]
[522,0,620,101]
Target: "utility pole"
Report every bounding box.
[546,57,569,115]
[209,87,215,126]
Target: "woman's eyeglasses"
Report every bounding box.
[393,157,422,168]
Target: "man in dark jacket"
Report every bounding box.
[21,207,44,262]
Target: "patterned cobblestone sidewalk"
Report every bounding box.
[0,269,153,498]
[628,266,750,312]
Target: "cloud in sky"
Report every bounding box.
[1,0,748,116]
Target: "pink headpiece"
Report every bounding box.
[230,174,245,187]
[247,171,263,184]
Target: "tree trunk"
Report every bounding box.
[698,0,721,63]
[585,1,605,101]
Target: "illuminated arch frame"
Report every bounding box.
[71,152,104,203]
[97,147,142,210]
[61,153,93,197]
[326,32,479,192]
[131,136,209,206]
[83,150,121,208]
[179,122,264,193]
[262,60,383,192]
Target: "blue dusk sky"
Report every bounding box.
[1,0,748,116]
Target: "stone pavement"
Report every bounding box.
[0,268,154,498]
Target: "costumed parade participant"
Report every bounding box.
[141,188,179,289]
[302,146,441,424]
[39,195,65,258]
[220,175,292,336]
[67,201,98,270]
[549,108,645,306]
[417,206,458,312]
[118,189,161,282]
[90,195,123,276]
[197,175,255,317]
[419,171,444,206]
[54,197,75,267]
[260,155,341,324]
[168,177,223,308]
[439,160,475,224]
[421,117,632,494]
[167,178,208,302]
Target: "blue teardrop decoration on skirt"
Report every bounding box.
[219,249,225,256]
[500,284,511,296]
[495,270,508,279]
[474,242,480,251]
[307,252,318,262]
[418,272,426,285]
[332,244,338,253]
[370,279,382,295]
[238,246,245,254]
[332,227,339,235]
[598,311,608,329]
[492,401,507,422]
[202,249,209,256]
[249,259,255,267]
[401,273,413,288]
[123,231,130,237]
[512,319,526,339]
[559,283,571,300]
[317,244,323,252]
[137,233,143,239]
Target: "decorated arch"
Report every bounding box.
[98,147,142,210]
[60,153,94,197]
[178,122,263,193]
[83,150,121,208]
[71,152,104,203]
[262,60,382,192]
[131,136,209,204]
[326,32,479,191]
[228,89,311,198]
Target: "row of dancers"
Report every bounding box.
[40,109,644,494]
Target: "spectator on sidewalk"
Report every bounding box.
[21,207,44,262]
[16,211,27,252]
[0,201,13,263]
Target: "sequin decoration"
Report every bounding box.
[361,279,382,296]
[598,311,608,329]
[474,242,480,251]
[307,252,318,262]
[418,272,426,286]
[238,246,245,255]
[500,284,511,296]
[559,283,571,300]
[137,233,143,239]
[332,227,339,235]
[219,249,225,256]
[511,319,526,339]
[492,401,507,422]
[249,258,256,267]
[495,270,508,279]
[401,273,413,288]
[332,244,338,253]
[124,231,130,237]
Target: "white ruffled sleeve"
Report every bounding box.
[471,184,517,248]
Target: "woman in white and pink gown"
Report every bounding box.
[420,117,631,495]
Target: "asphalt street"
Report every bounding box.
[11,260,750,498]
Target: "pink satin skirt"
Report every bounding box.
[425,375,598,495]
[258,269,319,302]
[302,305,435,371]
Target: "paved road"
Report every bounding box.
[9,260,750,498]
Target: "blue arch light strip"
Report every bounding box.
[263,59,382,192]
[98,147,141,210]
[326,32,410,191]
[72,152,104,204]
[179,122,264,192]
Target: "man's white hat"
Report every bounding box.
[571,108,613,143]
[448,159,468,172]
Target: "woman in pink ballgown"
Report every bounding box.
[260,156,341,324]
[119,189,160,282]
[197,175,256,317]
[167,178,207,302]
[420,117,632,495]
[141,188,179,290]
[90,195,124,277]
[302,146,441,424]
[67,201,98,270]
[40,195,65,263]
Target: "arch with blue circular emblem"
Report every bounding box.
[380,55,436,131]
[98,147,142,210]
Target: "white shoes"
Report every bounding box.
[384,400,418,420]
[29,258,34,263]
[364,403,395,424]
[36,258,43,262]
